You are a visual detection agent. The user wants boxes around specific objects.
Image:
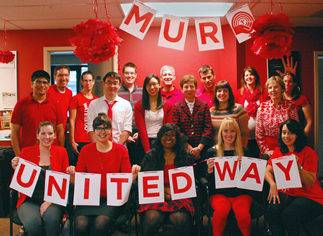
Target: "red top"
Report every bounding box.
[76,142,132,197]
[11,93,64,148]
[268,146,323,205]
[292,95,310,128]
[16,145,69,208]
[161,87,184,105]
[69,93,98,142]
[47,84,73,131]
[134,100,174,152]
[196,85,213,108]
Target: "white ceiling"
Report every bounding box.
[0,0,323,30]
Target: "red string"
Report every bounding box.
[4,21,7,49]
[93,0,98,20]
[103,0,111,23]
[278,0,283,13]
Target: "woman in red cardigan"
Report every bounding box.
[11,121,69,236]
[134,74,173,158]
[235,66,269,158]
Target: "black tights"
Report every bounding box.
[74,215,112,236]
[142,209,190,236]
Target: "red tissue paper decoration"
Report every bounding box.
[250,13,295,59]
[0,22,15,64]
[69,19,122,64]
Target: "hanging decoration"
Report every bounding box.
[250,0,295,59]
[69,0,122,64]
[0,22,15,64]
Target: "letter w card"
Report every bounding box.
[10,158,41,197]
[169,166,196,200]
[272,155,302,190]
[214,156,239,188]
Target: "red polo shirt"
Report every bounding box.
[161,87,184,105]
[47,84,73,131]
[11,93,64,149]
[196,85,214,108]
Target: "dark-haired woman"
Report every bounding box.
[265,119,323,236]
[283,72,313,136]
[139,123,195,236]
[210,80,249,147]
[66,113,140,236]
[134,74,173,155]
[235,66,269,158]
[11,121,69,236]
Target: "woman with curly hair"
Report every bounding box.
[139,123,194,236]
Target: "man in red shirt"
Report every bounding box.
[47,65,73,132]
[196,65,216,108]
[11,70,65,156]
[160,65,184,105]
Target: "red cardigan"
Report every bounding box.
[134,99,173,152]
[16,144,69,208]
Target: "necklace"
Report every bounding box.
[148,109,160,125]
[97,151,106,170]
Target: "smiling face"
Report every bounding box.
[37,125,56,147]
[283,74,296,94]
[123,66,137,88]
[216,88,230,104]
[221,125,237,147]
[199,70,215,91]
[94,124,111,142]
[161,130,177,150]
[32,77,50,96]
[281,124,297,150]
[268,81,283,101]
[54,68,70,90]
[103,77,121,99]
[81,73,95,92]
[146,77,160,97]
[161,68,175,87]
[182,81,197,101]
[244,70,256,86]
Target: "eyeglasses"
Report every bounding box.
[147,83,159,87]
[82,80,93,83]
[56,74,69,78]
[34,80,49,85]
[162,133,176,138]
[95,127,111,132]
[105,81,120,86]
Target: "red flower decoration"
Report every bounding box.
[0,50,15,64]
[250,13,295,59]
[69,19,122,64]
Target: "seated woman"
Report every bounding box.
[265,119,323,236]
[134,74,173,163]
[139,123,195,236]
[66,113,140,236]
[207,118,252,236]
[11,121,69,236]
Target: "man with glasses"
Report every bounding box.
[11,70,65,156]
[196,65,216,108]
[47,65,73,132]
[87,72,132,145]
[160,65,184,104]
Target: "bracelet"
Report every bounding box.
[299,166,303,171]
[197,146,201,151]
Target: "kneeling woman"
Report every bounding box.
[11,121,69,236]
[139,123,194,236]
[66,113,140,236]
[265,119,323,236]
[207,118,252,236]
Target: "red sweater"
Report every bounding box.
[134,100,173,152]
[16,145,69,208]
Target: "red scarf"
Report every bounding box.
[243,86,261,118]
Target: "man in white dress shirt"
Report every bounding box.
[87,71,132,145]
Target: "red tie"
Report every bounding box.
[105,100,117,141]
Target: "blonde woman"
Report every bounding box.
[207,118,252,236]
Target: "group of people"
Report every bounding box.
[10,60,323,236]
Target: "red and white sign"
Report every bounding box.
[158,15,189,51]
[10,158,41,197]
[272,155,302,190]
[119,0,157,40]
[74,172,101,206]
[195,17,224,51]
[226,4,255,43]
[238,156,267,191]
[44,170,70,207]
[107,173,132,206]
[213,156,239,189]
[138,171,164,204]
[169,166,196,200]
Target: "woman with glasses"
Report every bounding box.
[139,123,195,236]
[134,74,173,160]
[66,113,140,236]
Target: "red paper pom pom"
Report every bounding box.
[69,19,123,64]
[250,13,295,59]
[0,50,15,64]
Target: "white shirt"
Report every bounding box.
[87,95,132,143]
[145,109,164,138]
